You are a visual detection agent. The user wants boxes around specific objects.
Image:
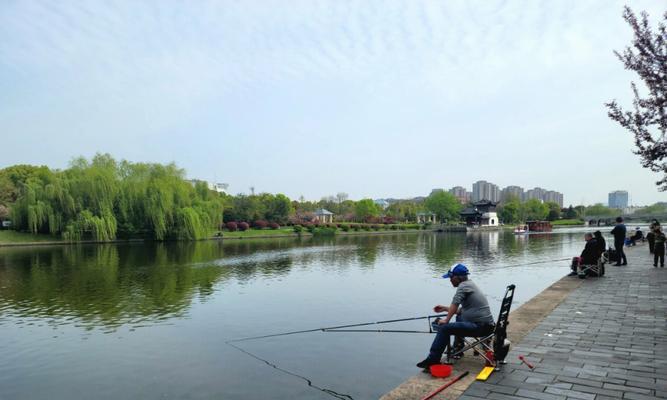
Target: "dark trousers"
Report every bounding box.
[648,236,655,253]
[614,240,627,265]
[428,318,494,361]
[654,244,665,266]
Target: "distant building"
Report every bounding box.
[460,200,499,227]
[313,209,334,224]
[501,186,524,202]
[472,180,500,202]
[543,191,563,207]
[430,188,444,196]
[188,179,228,194]
[449,186,471,203]
[608,190,629,209]
[524,187,546,202]
[416,211,437,224]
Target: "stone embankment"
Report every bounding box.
[382,244,667,400]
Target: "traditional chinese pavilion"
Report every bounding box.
[459,200,499,227]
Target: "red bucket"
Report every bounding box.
[429,364,452,378]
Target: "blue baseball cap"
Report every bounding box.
[442,263,469,279]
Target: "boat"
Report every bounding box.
[513,225,528,234]
[527,220,553,232]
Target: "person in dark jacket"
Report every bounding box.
[581,233,601,266]
[654,227,665,268]
[647,219,660,254]
[610,217,627,266]
[593,231,606,255]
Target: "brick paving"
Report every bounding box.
[458,245,667,400]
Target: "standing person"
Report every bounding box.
[647,219,660,254]
[610,217,627,266]
[416,264,495,368]
[654,227,665,268]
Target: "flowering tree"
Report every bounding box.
[606,7,667,190]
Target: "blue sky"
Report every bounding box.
[1,0,665,205]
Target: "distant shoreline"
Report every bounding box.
[0,229,428,248]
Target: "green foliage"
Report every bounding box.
[385,201,418,222]
[9,154,224,241]
[585,203,615,217]
[552,219,585,226]
[637,202,667,216]
[523,199,549,221]
[564,205,578,219]
[424,191,462,223]
[545,202,562,221]
[499,199,521,224]
[355,199,380,221]
[312,227,337,236]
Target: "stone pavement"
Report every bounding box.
[458,245,667,400]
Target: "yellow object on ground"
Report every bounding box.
[475,366,494,381]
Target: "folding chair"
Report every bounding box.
[577,254,605,278]
[446,284,515,370]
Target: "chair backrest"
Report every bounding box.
[493,284,515,358]
[495,284,515,329]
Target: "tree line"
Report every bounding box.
[2,155,665,241]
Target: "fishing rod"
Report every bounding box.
[226,314,447,343]
[323,329,433,334]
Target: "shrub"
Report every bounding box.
[238,222,249,231]
[371,224,380,231]
[225,222,238,232]
[341,224,350,232]
[390,225,398,230]
[293,225,303,233]
[269,222,280,230]
[399,225,406,230]
[312,227,337,236]
[353,224,360,231]
[307,225,317,233]
[253,220,268,229]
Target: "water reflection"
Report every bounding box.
[0,230,593,400]
[0,231,575,331]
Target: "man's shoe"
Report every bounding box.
[654,264,658,267]
[567,271,578,276]
[622,262,627,265]
[614,263,622,266]
[416,358,440,369]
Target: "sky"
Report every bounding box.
[1,0,665,206]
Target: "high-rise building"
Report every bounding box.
[501,186,524,202]
[608,190,629,209]
[524,187,546,202]
[472,180,500,202]
[449,186,471,203]
[543,191,563,207]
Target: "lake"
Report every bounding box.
[0,228,610,399]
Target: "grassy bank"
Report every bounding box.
[552,219,585,226]
[0,230,63,243]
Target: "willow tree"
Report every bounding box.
[10,154,224,241]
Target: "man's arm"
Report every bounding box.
[439,303,459,324]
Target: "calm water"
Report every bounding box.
[0,229,607,400]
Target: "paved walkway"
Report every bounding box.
[459,245,667,400]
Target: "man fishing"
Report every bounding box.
[416,264,495,369]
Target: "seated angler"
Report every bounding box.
[569,233,600,276]
[416,264,495,369]
[580,233,601,270]
[629,227,644,246]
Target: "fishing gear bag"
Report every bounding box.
[607,248,619,262]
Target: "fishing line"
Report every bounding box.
[225,314,445,399]
[227,341,355,400]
